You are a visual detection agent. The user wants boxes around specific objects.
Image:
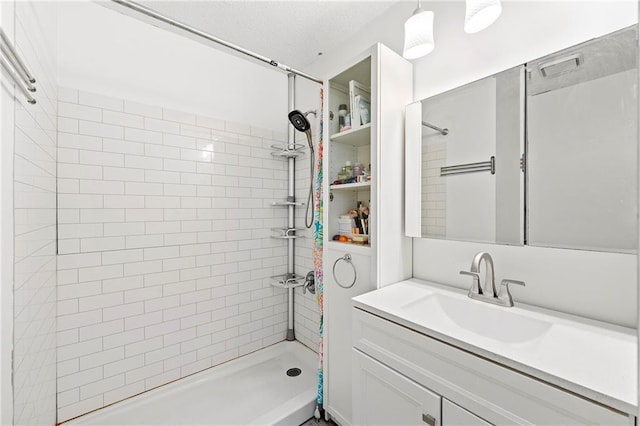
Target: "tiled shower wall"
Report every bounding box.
[55,87,314,421]
[12,2,58,424]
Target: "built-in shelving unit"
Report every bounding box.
[322,43,413,426]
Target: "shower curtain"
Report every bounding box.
[313,89,325,417]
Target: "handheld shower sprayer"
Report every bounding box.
[288,110,314,152]
[288,109,316,229]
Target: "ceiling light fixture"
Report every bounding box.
[464,0,502,34]
[402,1,435,60]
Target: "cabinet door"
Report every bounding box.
[353,349,441,426]
[442,399,492,426]
[325,248,371,425]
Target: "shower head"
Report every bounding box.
[288,110,314,151]
[288,110,311,133]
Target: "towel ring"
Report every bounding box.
[332,253,357,289]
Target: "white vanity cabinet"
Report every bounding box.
[352,308,634,426]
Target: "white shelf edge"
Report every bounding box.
[330,181,371,190]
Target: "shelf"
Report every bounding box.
[270,273,305,289]
[330,181,371,190]
[326,240,371,254]
[272,201,304,207]
[330,123,371,147]
[270,227,306,239]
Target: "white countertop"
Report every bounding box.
[352,279,638,415]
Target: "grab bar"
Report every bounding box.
[0,28,36,104]
[441,156,495,176]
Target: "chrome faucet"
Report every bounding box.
[460,252,525,307]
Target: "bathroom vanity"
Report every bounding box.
[352,280,637,425]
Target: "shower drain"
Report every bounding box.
[286,367,302,377]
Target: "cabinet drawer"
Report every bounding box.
[353,349,441,426]
[353,308,632,425]
[443,399,492,426]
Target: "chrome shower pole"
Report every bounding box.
[286,74,296,341]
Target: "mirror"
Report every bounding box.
[406,25,638,253]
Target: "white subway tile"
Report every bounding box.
[79,179,124,195]
[79,292,124,312]
[57,366,103,392]
[145,369,181,391]
[145,117,179,134]
[58,165,102,181]
[103,381,146,406]
[144,320,180,340]
[145,170,180,184]
[164,280,196,297]
[124,100,162,119]
[79,121,124,139]
[80,374,125,400]
[57,252,101,270]
[57,396,103,423]
[58,299,78,316]
[103,303,144,323]
[78,264,123,283]
[123,260,162,277]
[163,352,196,372]
[103,328,144,350]
[80,208,125,224]
[163,133,196,149]
[124,336,163,357]
[81,236,126,252]
[58,133,102,151]
[58,148,79,165]
[103,167,145,183]
[163,304,196,322]
[104,195,144,209]
[103,223,145,237]
[124,311,163,330]
[58,207,80,224]
[125,127,162,144]
[125,154,163,171]
[145,196,180,209]
[79,346,124,370]
[180,124,211,139]
[143,246,179,261]
[126,362,163,385]
[58,329,79,347]
[103,110,144,128]
[79,150,124,168]
[103,354,145,378]
[196,115,225,130]
[145,221,180,235]
[143,270,179,287]
[125,234,163,249]
[144,143,181,159]
[58,117,79,134]
[163,158,195,173]
[57,359,80,379]
[58,281,102,301]
[163,108,196,125]
[59,102,101,122]
[102,276,144,293]
[103,138,144,156]
[163,328,197,346]
[163,256,195,272]
[79,91,123,111]
[124,182,163,196]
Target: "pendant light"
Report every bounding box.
[402,1,435,60]
[464,0,502,34]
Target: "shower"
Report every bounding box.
[288,109,316,229]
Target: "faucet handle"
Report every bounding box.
[460,270,482,295]
[498,279,525,307]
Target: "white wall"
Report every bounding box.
[305,1,638,328]
[9,1,59,424]
[57,1,288,133]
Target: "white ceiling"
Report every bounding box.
[136,1,403,69]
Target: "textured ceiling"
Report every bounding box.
[136,1,402,68]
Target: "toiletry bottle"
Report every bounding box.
[345,161,354,177]
[338,104,351,131]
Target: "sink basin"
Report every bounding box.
[401,293,553,343]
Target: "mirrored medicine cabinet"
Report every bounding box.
[405,25,638,254]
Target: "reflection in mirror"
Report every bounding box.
[527,26,638,253]
[418,66,524,244]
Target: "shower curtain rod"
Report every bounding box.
[111,0,324,85]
